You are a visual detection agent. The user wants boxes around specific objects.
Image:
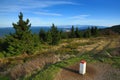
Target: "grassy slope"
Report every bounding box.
[0,36,120,80]
[27,49,120,80]
[25,36,120,80]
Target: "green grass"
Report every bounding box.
[25,47,120,80]
[92,48,120,68]
[0,75,9,80]
[2,52,120,80]
[111,57,120,68]
[0,52,4,58]
[1,37,119,80]
[25,51,97,80]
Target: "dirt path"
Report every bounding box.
[55,62,120,80]
[55,38,120,80]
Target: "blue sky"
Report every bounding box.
[0,0,120,27]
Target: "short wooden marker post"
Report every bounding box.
[79,60,86,75]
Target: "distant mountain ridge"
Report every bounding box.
[0,25,108,37]
[109,25,120,33]
[99,25,120,35]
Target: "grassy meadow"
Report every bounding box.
[0,36,119,80]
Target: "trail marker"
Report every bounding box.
[79,60,86,75]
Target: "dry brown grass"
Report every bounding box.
[1,53,59,80]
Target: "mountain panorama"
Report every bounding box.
[0,0,120,80]
[0,25,108,37]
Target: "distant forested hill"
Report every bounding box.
[110,25,120,34]
[100,25,120,35]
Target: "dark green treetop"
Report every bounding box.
[75,27,81,38]
[50,24,60,45]
[70,25,76,38]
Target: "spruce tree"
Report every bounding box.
[39,29,46,42]
[91,26,94,36]
[6,12,37,56]
[70,25,75,38]
[94,26,99,37]
[83,27,91,38]
[91,26,99,37]
[75,27,80,38]
[46,31,52,44]
[50,24,60,45]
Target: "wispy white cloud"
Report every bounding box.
[0,0,78,13]
[70,14,90,19]
[22,0,78,8]
[68,18,108,26]
[34,12,62,16]
[65,14,111,26]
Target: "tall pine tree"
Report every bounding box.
[91,26,99,37]
[50,24,60,45]
[83,27,91,38]
[94,26,99,37]
[70,26,75,38]
[46,31,52,44]
[75,27,80,38]
[6,12,38,56]
[39,29,46,42]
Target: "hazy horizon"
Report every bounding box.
[0,24,110,28]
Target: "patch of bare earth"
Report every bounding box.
[55,62,120,80]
